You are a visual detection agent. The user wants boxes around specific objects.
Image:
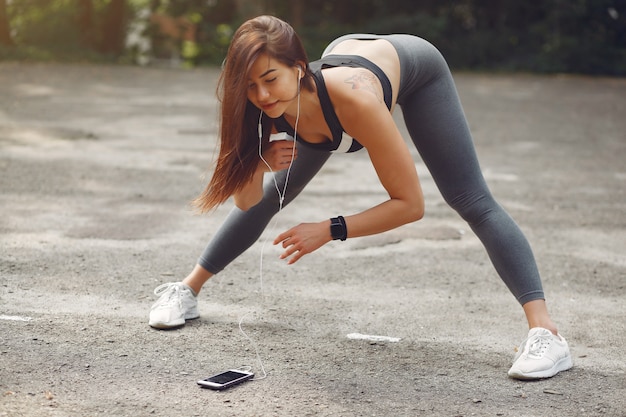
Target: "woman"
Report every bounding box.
[149,15,572,380]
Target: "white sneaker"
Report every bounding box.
[149,282,199,329]
[508,327,573,380]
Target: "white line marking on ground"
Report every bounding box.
[0,315,33,322]
[346,333,401,343]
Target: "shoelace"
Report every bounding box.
[153,283,182,309]
[525,333,552,358]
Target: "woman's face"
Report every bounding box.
[247,53,300,118]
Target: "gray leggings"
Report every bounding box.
[199,34,544,305]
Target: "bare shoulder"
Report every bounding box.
[324,38,401,104]
[323,66,385,106]
[322,67,390,141]
[321,67,398,152]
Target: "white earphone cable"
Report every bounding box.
[242,70,302,381]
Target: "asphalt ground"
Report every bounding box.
[0,62,625,416]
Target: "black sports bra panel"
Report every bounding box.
[275,55,393,153]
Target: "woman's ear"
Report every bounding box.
[296,62,306,77]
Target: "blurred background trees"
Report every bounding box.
[0,0,624,75]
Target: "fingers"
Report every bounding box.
[280,243,305,265]
[284,251,303,265]
[273,222,327,265]
[264,140,297,170]
[274,231,305,264]
[273,230,289,245]
[278,142,297,166]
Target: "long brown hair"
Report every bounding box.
[193,15,314,213]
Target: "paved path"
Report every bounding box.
[1,63,625,416]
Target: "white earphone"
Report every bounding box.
[295,66,302,98]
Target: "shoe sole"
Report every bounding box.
[185,309,200,321]
[508,356,573,380]
[149,313,199,330]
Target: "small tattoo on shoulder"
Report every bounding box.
[344,72,383,103]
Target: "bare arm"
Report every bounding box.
[337,85,425,236]
[274,68,424,263]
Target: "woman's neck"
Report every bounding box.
[283,85,312,117]
[281,87,332,143]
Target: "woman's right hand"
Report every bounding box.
[259,139,298,172]
[235,139,298,210]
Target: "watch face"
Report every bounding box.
[330,219,344,240]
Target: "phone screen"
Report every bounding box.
[198,369,254,390]
[208,371,250,384]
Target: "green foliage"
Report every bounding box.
[4,0,131,61]
[2,0,624,75]
[9,0,83,49]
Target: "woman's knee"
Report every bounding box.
[447,190,499,225]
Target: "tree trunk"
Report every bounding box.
[101,0,127,55]
[0,0,13,46]
[78,0,96,49]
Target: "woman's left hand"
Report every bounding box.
[273,221,331,264]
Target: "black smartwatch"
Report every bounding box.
[330,216,347,241]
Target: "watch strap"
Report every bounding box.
[330,216,347,241]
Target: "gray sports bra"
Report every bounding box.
[274,55,393,153]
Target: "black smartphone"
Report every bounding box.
[197,369,255,390]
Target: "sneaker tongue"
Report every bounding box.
[528,327,551,337]
[527,328,552,358]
